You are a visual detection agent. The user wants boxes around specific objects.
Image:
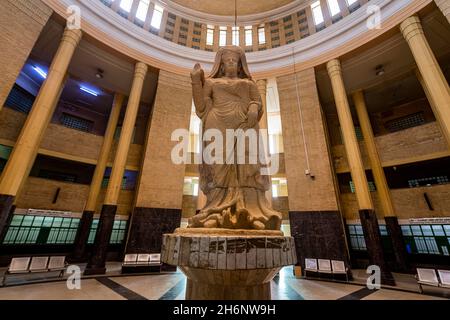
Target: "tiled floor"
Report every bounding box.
[0,264,448,300]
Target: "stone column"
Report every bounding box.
[70,93,124,262]
[0,0,52,111]
[158,10,169,37]
[143,1,155,31]
[123,70,192,271]
[0,28,82,239]
[128,0,140,22]
[320,0,333,27]
[256,79,273,206]
[435,0,450,23]
[277,68,350,277]
[85,62,148,275]
[400,15,450,149]
[353,90,409,272]
[327,59,394,285]
[338,0,350,17]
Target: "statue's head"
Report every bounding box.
[209,45,252,80]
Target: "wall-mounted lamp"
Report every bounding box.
[375,65,385,76]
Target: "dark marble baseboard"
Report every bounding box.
[125,207,181,254]
[289,210,351,277]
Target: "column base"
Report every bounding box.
[84,204,117,276]
[359,209,395,286]
[69,210,95,263]
[0,194,15,242]
[385,216,410,273]
[83,266,107,276]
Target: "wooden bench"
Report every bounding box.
[416,268,450,294]
[2,256,67,286]
[304,258,349,281]
[121,253,162,274]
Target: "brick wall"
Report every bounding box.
[0,0,52,108]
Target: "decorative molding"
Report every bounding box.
[42,0,432,77]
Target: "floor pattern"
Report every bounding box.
[0,266,448,300]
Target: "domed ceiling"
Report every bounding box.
[167,0,297,16]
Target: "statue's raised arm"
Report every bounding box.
[190,63,211,118]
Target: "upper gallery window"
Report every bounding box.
[311,1,325,25]
[327,0,341,16]
[151,4,164,29]
[232,26,239,46]
[245,26,253,46]
[135,0,150,22]
[119,0,133,12]
[258,25,266,45]
[346,0,359,5]
[219,26,227,46]
[206,25,214,45]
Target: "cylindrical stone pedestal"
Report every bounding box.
[161,228,297,300]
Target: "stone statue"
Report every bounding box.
[189,45,282,230]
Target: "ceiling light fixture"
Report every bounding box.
[375,65,385,76]
[33,66,48,79]
[80,86,99,96]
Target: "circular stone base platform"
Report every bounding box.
[161,228,297,300]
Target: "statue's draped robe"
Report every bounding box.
[189,78,282,230]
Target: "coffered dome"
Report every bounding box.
[167,0,298,16]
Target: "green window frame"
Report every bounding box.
[348,225,366,251]
[3,215,80,245]
[401,224,450,255]
[87,219,127,244]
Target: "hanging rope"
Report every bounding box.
[234,0,237,28]
[292,48,312,176]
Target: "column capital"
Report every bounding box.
[352,89,365,102]
[326,59,342,78]
[61,28,83,47]
[399,15,424,44]
[134,62,148,80]
[256,79,267,94]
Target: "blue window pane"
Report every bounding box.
[52,217,63,227]
[411,225,422,236]
[43,217,53,227]
[22,216,34,226]
[71,219,80,228]
[10,215,24,226]
[421,225,433,236]
[444,225,450,236]
[432,225,445,236]
[401,225,412,236]
[32,216,44,227]
[61,218,72,228]
[355,225,364,235]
